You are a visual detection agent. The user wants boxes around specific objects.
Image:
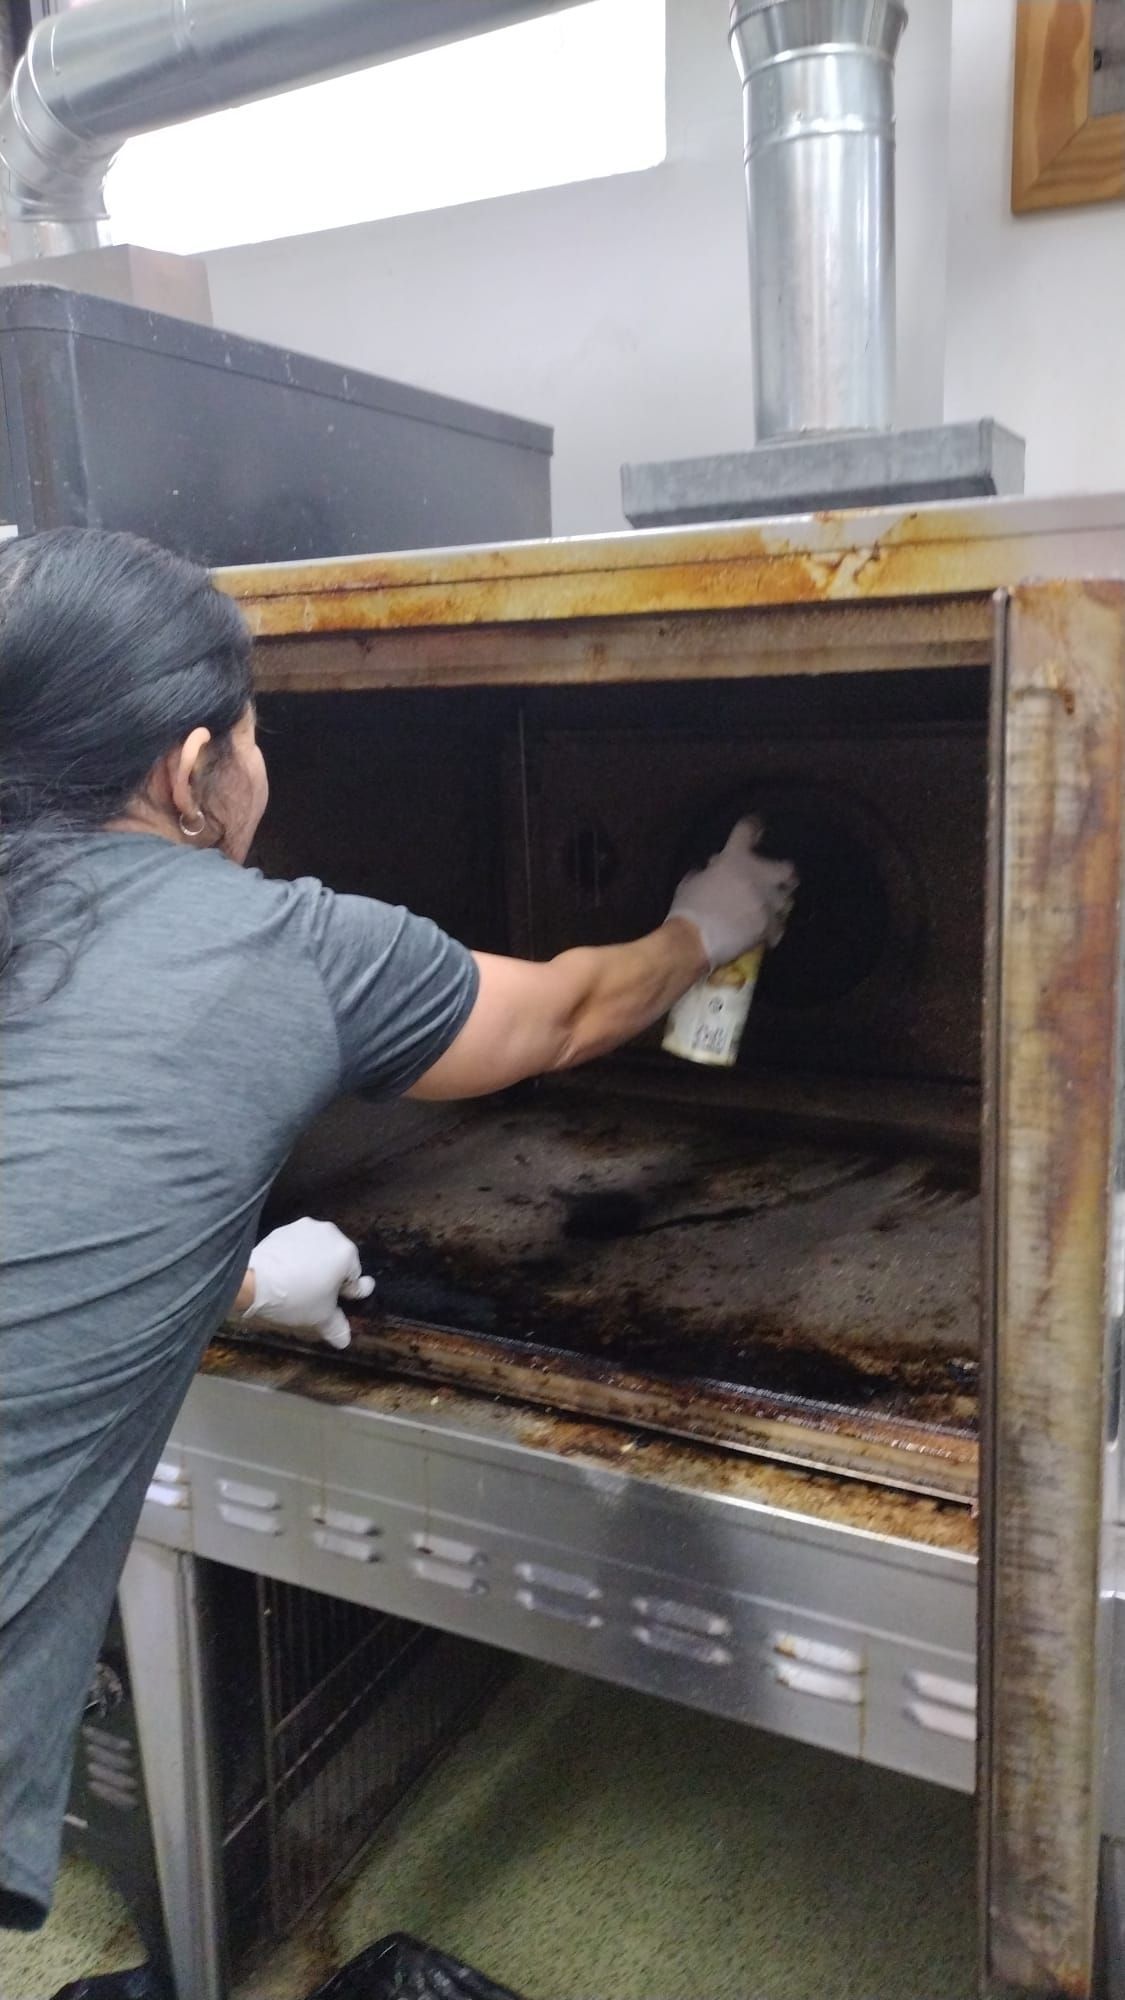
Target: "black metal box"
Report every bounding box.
[0,284,551,563]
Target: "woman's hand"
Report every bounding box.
[667,818,797,968]
[239,1218,374,1350]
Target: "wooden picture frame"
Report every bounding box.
[1012,0,1125,212]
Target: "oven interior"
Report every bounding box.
[240,665,989,1502]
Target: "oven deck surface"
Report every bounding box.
[232,1093,980,1498]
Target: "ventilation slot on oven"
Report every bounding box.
[516,1561,604,1628]
[632,1596,733,1668]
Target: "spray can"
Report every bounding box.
[662,946,766,1069]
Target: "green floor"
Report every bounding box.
[1,1664,977,2000]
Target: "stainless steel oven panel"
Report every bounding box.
[149,1369,976,1786]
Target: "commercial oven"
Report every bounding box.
[127,495,1125,2000]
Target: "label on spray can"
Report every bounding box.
[661,947,765,1068]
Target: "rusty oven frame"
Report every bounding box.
[138,498,1125,2000]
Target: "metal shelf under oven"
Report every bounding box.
[141,1346,978,1795]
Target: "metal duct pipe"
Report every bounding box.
[730,0,908,441]
[0,0,582,262]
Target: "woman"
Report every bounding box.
[0,528,794,1931]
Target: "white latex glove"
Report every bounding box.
[243,1218,375,1351]
[667,817,797,970]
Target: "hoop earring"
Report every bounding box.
[178,808,206,840]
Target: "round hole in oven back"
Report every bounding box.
[678,783,923,1013]
[561,821,619,906]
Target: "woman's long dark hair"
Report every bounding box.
[0,527,253,985]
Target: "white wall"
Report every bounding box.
[205,0,755,535]
[204,0,1122,537]
[944,0,1125,497]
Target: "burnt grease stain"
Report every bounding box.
[562,1188,647,1240]
[563,1187,770,1242]
[871,1156,980,1236]
[557,1153,909,1246]
[350,1222,979,1423]
[267,1102,982,1443]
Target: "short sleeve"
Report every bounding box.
[298,882,480,1099]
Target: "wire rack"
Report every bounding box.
[206,1564,503,1961]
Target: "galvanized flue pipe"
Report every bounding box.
[730,0,908,440]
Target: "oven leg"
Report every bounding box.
[118,1542,227,2000]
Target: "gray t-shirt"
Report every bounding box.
[0,833,478,1927]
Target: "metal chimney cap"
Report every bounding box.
[730,0,907,72]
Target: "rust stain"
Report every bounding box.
[248,595,991,696]
[983,580,1125,1997]
[217,505,1095,642]
[236,553,847,640]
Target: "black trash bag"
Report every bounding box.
[304,1932,526,2000]
[51,1966,171,2000]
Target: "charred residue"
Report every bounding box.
[280,1096,986,1442]
[229,1092,982,1495]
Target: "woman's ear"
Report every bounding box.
[167,727,212,822]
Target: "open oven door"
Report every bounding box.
[980,579,1125,1998]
